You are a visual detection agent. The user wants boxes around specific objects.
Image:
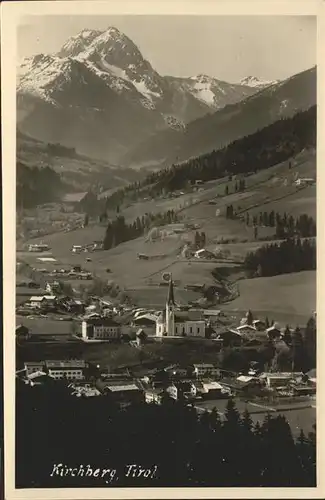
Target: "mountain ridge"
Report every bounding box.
[17,26,264,161]
[122,65,316,168]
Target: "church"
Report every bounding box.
[155,277,206,338]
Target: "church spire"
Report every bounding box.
[167,275,175,305]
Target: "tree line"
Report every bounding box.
[104,106,316,208]
[246,211,316,238]
[244,237,316,277]
[103,210,179,250]
[16,380,316,488]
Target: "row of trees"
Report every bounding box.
[103,210,179,250]
[16,381,316,488]
[245,211,316,238]
[224,178,246,196]
[244,237,316,277]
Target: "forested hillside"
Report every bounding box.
[16,162,66,208]
[105,106,316,209]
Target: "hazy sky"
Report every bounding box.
[18,15,316,82]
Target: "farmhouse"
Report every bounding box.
[96,380,144,404]
[259,372,304,389]
[81,317,121,340]
[266,325,282,340]
[24,361,45,376]
[194,248,215,259]
[29,295,56,309]
[252,319,266,331]
[28,243,50,252]
[145,389,164,404]
[294,177,315,187]
[200,381,227,399]
[236,324,256,335]
[156,278,206,337]
[166,381,196,401]
[216,329,243,347]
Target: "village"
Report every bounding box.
[16,273,316,434]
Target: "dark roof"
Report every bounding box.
[167,278,176,306]
[136,329,147,338]
[175,381,193,392]
[84,317,120,327]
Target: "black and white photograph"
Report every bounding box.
[1,0,323,497]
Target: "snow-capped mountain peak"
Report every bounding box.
[17,26,267,161]
[58,29,103,58]
[240,75,279,89]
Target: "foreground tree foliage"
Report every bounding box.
[16,381,316,488]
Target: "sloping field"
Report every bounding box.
[222,271,316,325]
[248,185,316,219]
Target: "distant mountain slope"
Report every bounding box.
[16,131,145,200]
[17,27,260,162]
[105,105,316,208]
[123,66,316,169]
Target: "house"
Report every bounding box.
[45,360,86,380]
[82,317,121,340]
[194,249,215,260]
[92,241,104,251]
[259,372,303,389]
[201,381,228,399]
[266,325,282,340]
[217,329,243,347]
[71,245,83,253]
[220,376,263,395]
[203,310,222,320]
[136,328,148,347]
[291,385,316,396]
[164,365,190,378]
[132,313,158,335]
[155,279,206,337]
[25,371,51,386]
[166,381,196,401]
[307,369,316,387]
[24,361,45,376]
[29,296,46,309]
[96,380,144,404]
[294,178,315,187]
[252,319,266,331]
[46,281,61,294]
[145,389,164,404]
[28,243,50,252]
[236,324,257,335]
[29,295,56,309]
[193,364,220,378]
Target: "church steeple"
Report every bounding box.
[166,275,175,336]
[167,275,176,305]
